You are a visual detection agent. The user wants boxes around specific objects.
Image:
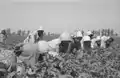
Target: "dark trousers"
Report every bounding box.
[83,41,92,55]
[59,41,72,53]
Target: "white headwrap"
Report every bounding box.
[60,31,72,41]
[76,31,83,37]
[38,26,44,31]
[86,31,93,36]
[83,36,91,41]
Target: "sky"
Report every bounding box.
[0,0,120,33]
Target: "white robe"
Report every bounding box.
[47,38,61,57]
[23,31,38,44]
[91,38,98,48]
[48,38,61,52]
[100,36,109,48]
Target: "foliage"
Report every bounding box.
[27,44,120,78]
[0,28,119,78]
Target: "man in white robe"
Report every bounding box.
[23,26,44,44]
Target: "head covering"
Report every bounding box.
[76,31,83,37]
[71,33,75,38]
[38,26,44,31]
[60,31,72,41]
[83,36,91,41]
[86,30,93,36]
[72,32,77,38]
[48,38,61,49]
[96,36,101,40]
[101,36,108,41]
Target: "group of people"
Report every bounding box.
[15,26,114,62]
[22,26,114,52]
[17,26,114,62]
[0,26,114,77]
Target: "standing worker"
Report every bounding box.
[23,26,44,44]
[0,29,7,44]
[86,30,94,39]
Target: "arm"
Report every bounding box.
[66,42,72,53]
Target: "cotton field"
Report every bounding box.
[0,29,120,78]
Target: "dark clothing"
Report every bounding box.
[59,41,72,53]
[37,30,44,37]
[38,54,45,62]
[105,37,114,48]
[89,34,93,39]
[34,30,44,43]
[83,41,91,50]
[83,41,92,55]
[14,44,24,56]
[0,62,7,77]
[71,37,82,52]
[1,30,6,36]
[96,40,101,47]
[75,37,82,41]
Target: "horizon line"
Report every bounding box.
[11,0,81,3]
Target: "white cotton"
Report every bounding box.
[48,51,59,57]
[17,65,25,75]
[91,38,98,48]
[100,36,108,48]
[38,40,50,53]
[80,39,84,49]
[101,40,106,48]
[27,68,35,75]
[96,36,101,40]
[76,31,83,37]
[48,38,61,51]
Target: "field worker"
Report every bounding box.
[76,30,83,41]
[23,26,44,44]
[91,36,101,49]
[105,36,114,48]
[71,30,83,52]
[59,31,73,53]
[82,36,92,54]
[95,36,102,47]
[86,30,94,39]
[0,29,7,44]
[100,35,108,48]
[14,40,51,73]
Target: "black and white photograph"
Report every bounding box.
[0,0,120,78]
